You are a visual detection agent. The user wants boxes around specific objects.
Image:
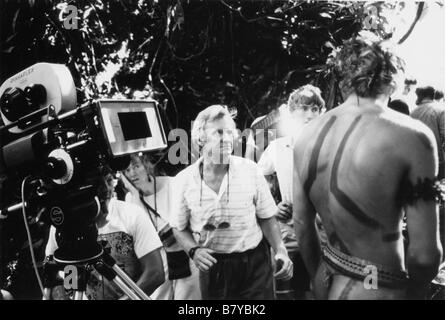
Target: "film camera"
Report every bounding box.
[0,63,167,289]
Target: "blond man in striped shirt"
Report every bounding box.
[170,105,293,300]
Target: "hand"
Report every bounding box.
[274,252,293,281]
[193,248,217,272]
[276,201,293,221]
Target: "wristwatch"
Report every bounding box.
[188,246,201,259]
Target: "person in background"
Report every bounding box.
[258,84,325,300]
[170,104,293,300]
[45,166,165,300]
[388,98,410,115]
[122,153,201,300]
[411,86,445,259]
[411,86,445,179]
[434,89,444,103]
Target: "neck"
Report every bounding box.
[139,177,155,196]
[345,93,390,111]
[202,157,229,174]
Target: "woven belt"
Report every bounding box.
[322,244,409,289]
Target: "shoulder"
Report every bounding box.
[261,139,278,156]
[110,198,146,223]
[174,163,197,180]
[125,191,137,203]
[432,103,445,114]
[293,111,334,149]
[156,175,172,188]
[230,155,258,170]
[272,137,291,149]
[380,110,437,154]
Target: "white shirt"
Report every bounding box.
[170,155,277,253]
[125,176,177,246]
[125,176,183,280]
[258,136,294,203]
[258,135,301,251]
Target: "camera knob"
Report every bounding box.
[46,157,67,180]
[24,84,47,105]
[47,149,74,184]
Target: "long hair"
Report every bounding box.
[328,31,405,99]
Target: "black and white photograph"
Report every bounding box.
[1,0,445,305]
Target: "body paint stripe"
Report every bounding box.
[303,116,337,196]
[330,116,380,229]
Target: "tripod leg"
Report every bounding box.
[93,261,151,300]
[112,264,151,300]
[73,291,84,300]
[113,277,143,300]
[42,288,52,300]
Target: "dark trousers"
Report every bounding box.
[199,238,274,300]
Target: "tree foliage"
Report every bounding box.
[1,0,397,131]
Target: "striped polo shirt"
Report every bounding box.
[170,156,277,253]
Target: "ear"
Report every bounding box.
[390,82,398,96]
[198,130,206,146]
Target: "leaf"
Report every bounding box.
[324,41,334,49]
[319,12,331,19]
[83,7,94,19]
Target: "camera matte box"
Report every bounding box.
[97,99,167,157]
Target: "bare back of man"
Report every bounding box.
[293,95,441,299]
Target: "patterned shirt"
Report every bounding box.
[170,156,277,253]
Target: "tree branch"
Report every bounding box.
[398,2,425,45]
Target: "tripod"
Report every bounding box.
[42,243,151,300]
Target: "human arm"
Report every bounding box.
[126,204,166,298]
[292,148,320,279]
[257,142,276,176]
[405,129,443,299]
[173,227,216,272]
[258,217,293,280]
[259,143,293,221]
[254,166,293,280]
[439,110,445,153]
[45,226,58,256]
[131,248,165,297]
